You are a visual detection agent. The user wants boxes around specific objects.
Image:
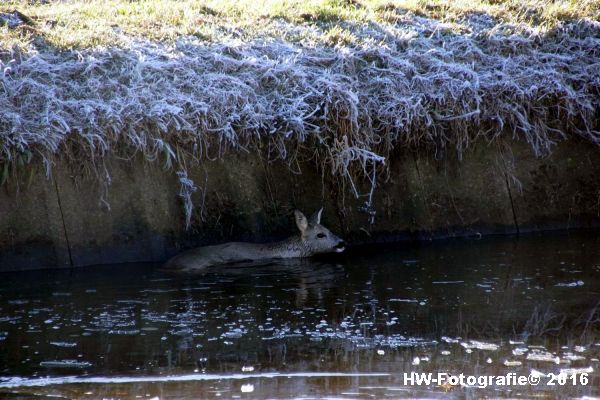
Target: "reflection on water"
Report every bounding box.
[0,233,598,399]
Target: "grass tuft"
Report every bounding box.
[0,0,599,225]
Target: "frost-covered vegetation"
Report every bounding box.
[0,0,599,226]
[1,0,599,49]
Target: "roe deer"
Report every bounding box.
[164,209,345,271]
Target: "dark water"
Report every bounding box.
[0,233,598,399]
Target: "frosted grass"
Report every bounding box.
[0,15,598,224]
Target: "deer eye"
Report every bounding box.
[316,233,326,239]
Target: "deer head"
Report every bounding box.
[294,209,345,255]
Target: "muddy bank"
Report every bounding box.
[0,139,599,271]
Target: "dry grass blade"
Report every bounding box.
[0,12,598,226]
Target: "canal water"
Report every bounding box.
[0,232,598,399]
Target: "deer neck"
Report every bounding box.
[260,235,311,258]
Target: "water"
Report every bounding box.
[0,233,598,399]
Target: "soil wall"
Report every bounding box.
[0,140,598,271]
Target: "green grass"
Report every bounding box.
[1,0,598,227]
[1,0,598,50]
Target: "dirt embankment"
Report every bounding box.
[0,8,599,270]
[0,139,598,271]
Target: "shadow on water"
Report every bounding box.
[0,232,598,398]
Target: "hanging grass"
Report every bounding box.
[0,1,598,226]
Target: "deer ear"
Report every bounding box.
[294,210,308,233]
[309,208,322,225]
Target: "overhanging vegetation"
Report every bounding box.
[1,0,599,227]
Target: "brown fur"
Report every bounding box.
[164,209,345,272]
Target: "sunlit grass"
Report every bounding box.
[0,0,598,224]
[1,0,597,49]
